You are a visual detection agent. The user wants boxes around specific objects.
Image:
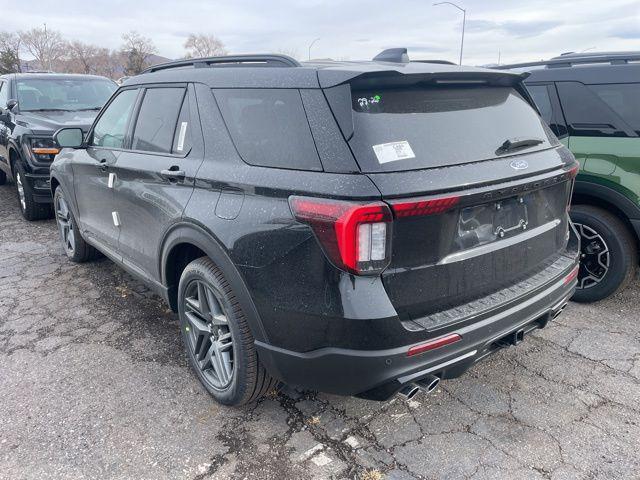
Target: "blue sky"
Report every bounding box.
[3,0,639,64]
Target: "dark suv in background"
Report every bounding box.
[51,51,580,406]
[0,73,116,220]
[496,52,640,301]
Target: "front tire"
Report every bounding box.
[178,257,277,406]
[571,205,638,302]
[0,168,6,186]
[13,162,52,221]
[54,187,98,263]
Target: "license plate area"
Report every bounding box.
[456,196,529,250]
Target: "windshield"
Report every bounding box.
[348,86,554,172]
[16,78,116,112]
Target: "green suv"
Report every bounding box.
[497,52,640,302]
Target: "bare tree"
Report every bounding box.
[184,33,227,58]
[0,31,21,73]
[19,26,66,71]
[121,31,157,75]
[92,49,123,79]
[64,40,100,74]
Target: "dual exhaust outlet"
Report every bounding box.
[396,374,440,401]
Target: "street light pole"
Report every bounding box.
[308,37,320,61]
[433,2,466,65]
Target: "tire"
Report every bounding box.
[178,257,277,406]
[13,162,52,221]
[0,168,6,186]
[53,187,99,263]
[570,205,638,302]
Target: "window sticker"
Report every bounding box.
[372,141,415,164]
[176,122,188,152]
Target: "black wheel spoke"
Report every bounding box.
[575,222,610,290]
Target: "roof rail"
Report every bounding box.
[142,54,301,74]
[373,48,410,63]
[412,59,457,66]
[494,51,640,70]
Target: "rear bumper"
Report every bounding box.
[256,267,577,400]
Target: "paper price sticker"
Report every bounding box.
[372,141,415,164]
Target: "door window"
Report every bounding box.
[131,87,185,153]
[172,96,192,154]
[91,89,138,148]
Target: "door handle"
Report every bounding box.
[160,168,186,182]
[98,159,108,172]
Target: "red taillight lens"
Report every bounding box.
[391,196,460,218]
[564,264,579,285]
[567,163,579,178]
[289,196,392,275]
[407,333,462,357]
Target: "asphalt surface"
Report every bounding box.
[0,182,639,480]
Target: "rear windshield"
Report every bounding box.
[348,86,553,172]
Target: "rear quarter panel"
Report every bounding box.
[570,136,640,207]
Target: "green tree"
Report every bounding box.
[0,32,21,74]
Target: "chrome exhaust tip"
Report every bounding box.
[397,383,421,401]
[416,374,440,394]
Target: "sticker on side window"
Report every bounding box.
[372,141,415,164]
[176,122,188,152]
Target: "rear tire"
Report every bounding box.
[178,257,277,406]
[54,187,99,263]
[13,162,52,221]
[570,205,638,302]
[0,168,6,185]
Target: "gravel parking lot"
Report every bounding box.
[0,182,639,480]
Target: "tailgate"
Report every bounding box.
[368,149,578,324]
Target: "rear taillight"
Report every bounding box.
[390,196,460,218]
[289,196,392,275]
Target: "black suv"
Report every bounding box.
[50,52,580,406]
[0,73,116,220]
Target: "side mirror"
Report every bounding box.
[54,127,85,149]
[6,99,18,111]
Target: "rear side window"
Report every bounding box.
[556,82,636,138]
[527,85,553,125]
[348,86,553,172]
[132,87,186,153]
[214,89,321,171]
[588,83,640,135]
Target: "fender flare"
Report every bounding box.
[159,222,269,344]
[573,180,640,221]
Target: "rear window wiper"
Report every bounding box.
[496,137,544,155]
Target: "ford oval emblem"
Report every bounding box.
[510,159,529,170]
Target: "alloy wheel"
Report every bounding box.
[574,222,610,290]
[183,280,234,390]
[55,194,76,254]
[16,173,26,211]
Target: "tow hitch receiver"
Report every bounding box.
[497,328,525,348]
